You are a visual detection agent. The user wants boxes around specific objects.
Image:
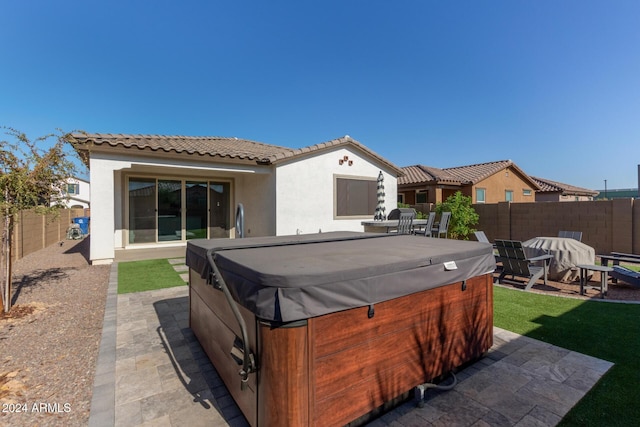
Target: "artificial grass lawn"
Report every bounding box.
[494,286,640,426]
[118,258,187,294]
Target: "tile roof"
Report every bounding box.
[71,133,403,175]
[444,160,516,184]
[399,160,539,188]
[530,176,599,196]
[399,165,462,185]
[70,133,290,162]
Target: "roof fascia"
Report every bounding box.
[81,142,263,168]
[272,140,404,177]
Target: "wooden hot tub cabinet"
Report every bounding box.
[187,232,496,426]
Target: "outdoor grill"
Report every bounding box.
[186,231,496,426]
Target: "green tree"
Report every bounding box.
[435,191,479,240]
[1,127,77,312]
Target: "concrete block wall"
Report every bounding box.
[473,199,637,255]
[10,208,85,261]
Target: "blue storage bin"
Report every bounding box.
[73,217,90,235]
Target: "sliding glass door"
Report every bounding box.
[157,180,182,241]
[129,178,156,243]
[128,177,231,244]
[209,182,230,238]
[186,181,208,239]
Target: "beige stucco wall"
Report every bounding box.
[274,146,398,235]
[473,166,536,204]
[88,151,271,264]
[234,172,276,237]
[87,144,398,263]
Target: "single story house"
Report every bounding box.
[530,176,599,202]
[398,160,540,205]
[71,133,402,264]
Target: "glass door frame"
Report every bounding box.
[125,174,234,245]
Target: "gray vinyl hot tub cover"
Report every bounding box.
[186,232,496,322]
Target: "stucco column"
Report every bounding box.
[89,156,119,264]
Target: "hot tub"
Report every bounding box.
[186,232,496,426]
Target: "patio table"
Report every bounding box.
[522,237,595,282]
[361,219,429,233]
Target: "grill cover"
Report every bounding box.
[186,232,496,322]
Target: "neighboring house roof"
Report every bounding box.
[594,188,639,199]
[530,176,599,197]
[70,133,403,176]
[399,160,540,189]
[399,165,463,185]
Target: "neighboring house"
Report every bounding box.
[71,133,402,265]
[51,176,91,209]
[530,176,599,202]
[398,160,540,205]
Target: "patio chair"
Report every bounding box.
[395,212,414,235]
[432,212,451,238]
[610,266,640,288]
[474,231,492,245]
[414,212,436,237]
[494,239,553,291]
[558,230,583,242]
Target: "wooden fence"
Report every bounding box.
[412,198,639,255]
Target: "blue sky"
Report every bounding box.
[2,0,639,190]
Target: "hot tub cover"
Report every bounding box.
[186,232,496,322]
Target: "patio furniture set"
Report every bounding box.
[361,208,451,237]
[475,230,640,298]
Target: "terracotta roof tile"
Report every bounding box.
[399,160,541,189]
[443,160,514,184]
[530,176,599,196]
[71,133,289,161]
[71,133,403,175]
[398,165,462,185]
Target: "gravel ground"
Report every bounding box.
[0,237,110,427]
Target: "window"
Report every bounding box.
[505,190,514,202]
[66,183,80,195]
[476,188,486,204]
[397,193,405,204]
[416,190,428,204]
[523,189,532,196]
[335,177,377,217]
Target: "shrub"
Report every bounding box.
[435,192,479,240]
